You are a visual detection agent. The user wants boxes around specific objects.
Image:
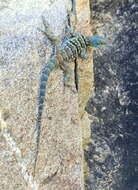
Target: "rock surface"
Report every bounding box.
[0,0,93,189]
[85,0,138,189]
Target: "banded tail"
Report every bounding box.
[33,57,57,176]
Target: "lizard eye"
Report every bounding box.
[97,41,101,45]
[97,41,106,45]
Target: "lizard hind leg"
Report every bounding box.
[39,16,61,54]
[66,24,79,38]
[60,62,73,88]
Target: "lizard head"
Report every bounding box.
[86,35,107,48]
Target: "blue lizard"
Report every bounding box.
[33,16,107,176]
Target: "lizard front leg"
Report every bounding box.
[80,49,89,59]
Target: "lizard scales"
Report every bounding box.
[37,34,89,137]
[33,17,106,176]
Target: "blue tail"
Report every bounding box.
[33,57,57,176]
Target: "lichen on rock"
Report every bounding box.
[85,0,138,189]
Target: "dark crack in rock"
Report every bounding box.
[85,0,138,190]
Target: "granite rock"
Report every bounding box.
[0,0,90,189]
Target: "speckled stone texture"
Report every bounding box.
[0,0,93,189]
[85,0,138,190]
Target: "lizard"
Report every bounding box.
[33,16,107,176]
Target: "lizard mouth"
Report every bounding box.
[98,39,112,47]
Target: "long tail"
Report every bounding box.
[33,57,57,176]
